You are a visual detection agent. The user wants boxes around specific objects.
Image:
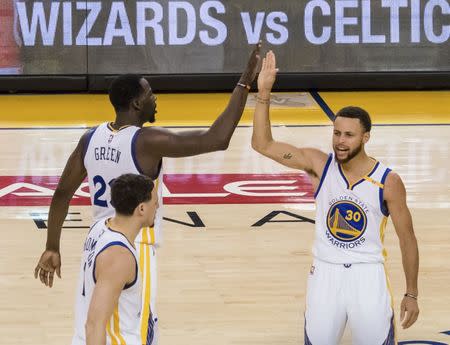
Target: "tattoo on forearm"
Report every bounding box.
[283,153,292,159]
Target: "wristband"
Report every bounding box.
[256,95,270,104]
[237,82,251,90]
[404,293,418,300]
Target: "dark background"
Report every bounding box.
[1,0,449,91]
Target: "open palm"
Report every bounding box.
[257,51,278,92]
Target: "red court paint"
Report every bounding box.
[0,174,314,206]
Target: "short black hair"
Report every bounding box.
[335,106,372,132]
[109,74,144,112]
[110,174,154,216]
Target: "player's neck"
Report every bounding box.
[113,112,143,128]
[341,151,374,177]
[107,216,142,246]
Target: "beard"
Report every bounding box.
[141,109,156,124]
[148,113,156,123]
[334,143,363,164]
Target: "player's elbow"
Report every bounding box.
[251,138,260,152]
[202,130,229,152]
[251,136,267,154]
[216,140,229,151]
[210,134,230,151]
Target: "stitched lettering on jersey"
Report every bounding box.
[326,199,368,247]
[94,146,121,163]
[84,229,105,267]
[328,195,369,214]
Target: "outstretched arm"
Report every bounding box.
[251,51,328,184]
[384,172,419,329]
[34,130,89,287]
[136,43,261,158]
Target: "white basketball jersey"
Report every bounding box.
[83,122,163,245]
[72,218,141,345]
[313,154,392,264]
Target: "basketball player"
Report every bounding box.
[34,43,261,344]
[251,51,419,344]
[71,173,158,345]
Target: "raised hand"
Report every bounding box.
[239,42,262,87]
[257,50,278,96]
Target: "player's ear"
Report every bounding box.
[135,203,145,216]
[363,131,370,144]
[132,97,142,111]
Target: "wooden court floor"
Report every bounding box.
[0,99,449,344]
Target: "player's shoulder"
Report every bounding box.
[138,126,176,144]
[97,242,135,268]
[140,126,170,135]
[303,148,331,178]
[79,125,101,144]
[383,170,406,200]
[95,243,135,283]
[384,170,402,185]
[311,148,330,164]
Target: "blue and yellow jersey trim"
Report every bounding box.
[137,178,159,245]
[383,264,397,344]
[379,216,389,260]
[92,241,133,285]
[314,153,333,199]
[131,129,144,174]
[338,159,379,190]
[82,125,98,162]
[107,122,132,133]
[363,175,385,189]
[138,177,159,344]
[139,228,152,345]
[380,215,397,343]
[106,305,127,345]
[379,168,392,216]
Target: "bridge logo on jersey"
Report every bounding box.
[326,201,367,242]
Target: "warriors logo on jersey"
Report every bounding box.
[327,200,367,242]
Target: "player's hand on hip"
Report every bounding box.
[257,50,279,95]
[239,41,262,87]
[400,295,419,329]
[34,250,61,288]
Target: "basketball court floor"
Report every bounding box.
[0,91,449,344]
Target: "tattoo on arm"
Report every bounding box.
[283,153,292,159]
